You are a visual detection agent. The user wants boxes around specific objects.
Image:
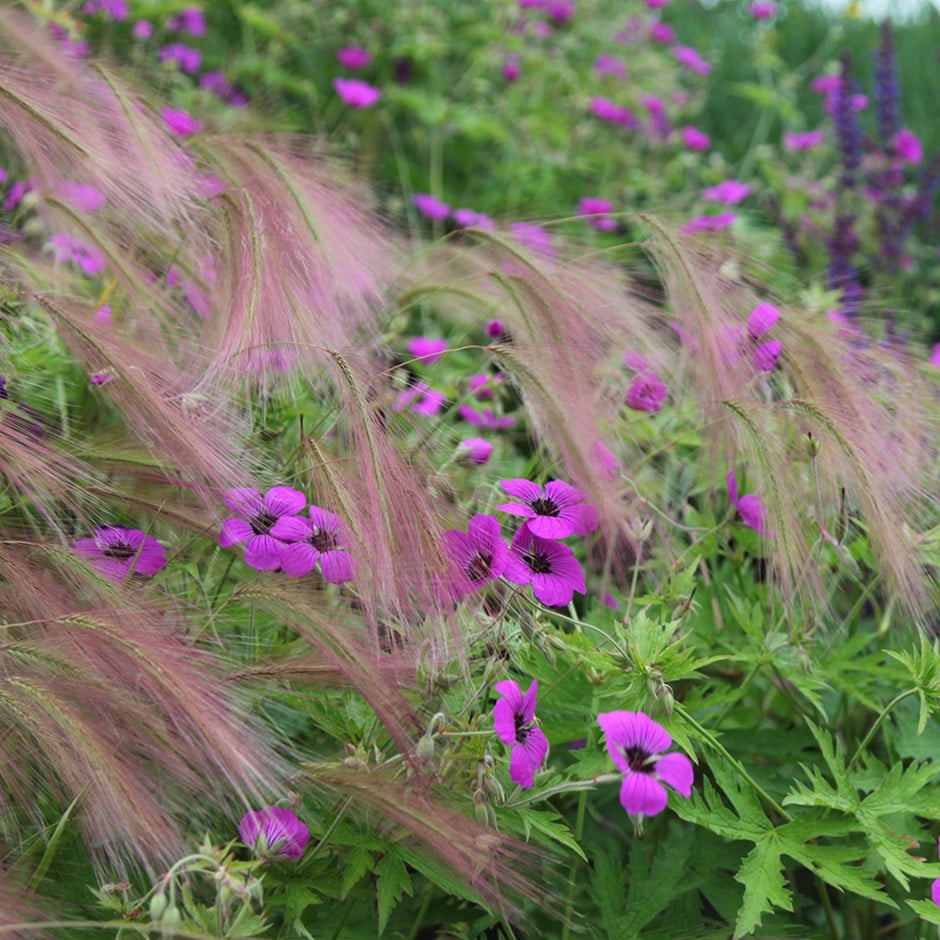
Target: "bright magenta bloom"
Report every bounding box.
[702,180,751,205]
[407,336,448,363]
[680,212,736,235]
[649,22,675,43]
[682,126,711,151]
[589,96,638,128]
[894,128,923,165]
[458,405,516,430]
[161,107,202,136]
[673,46,711,76]
[457,438,493,465]
[749,1,777,18]
[220,486,306,571]
[503,526,586,607]
[413,193,451,221]
[498,479,589,540]
[727,473,769,534]
[626,372,667,412]
[444,514,509,595]
[747,302,780,338]
[597,711,693,816]
[73,525,167,581]
[337,46,371,70]
[752,340,782,372]
[239,807,309,862]
[269,506,356,582]
[493,679,549,788]
[333,78,381,108]
[783,129,824,151]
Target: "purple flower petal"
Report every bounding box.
[263,486,307,518]
[509,727,549,787]
[319,549,356,583]
[499,479,544,503]
[219,516,254,547]
[496,501,538,521]
[525,513,577,540]
[736,494,768,533]
[654,752,694,797]
[269,516,313,542]
[619,771,669,816]
[597,711,671,772]
[932,877,940,907]
[279,542,319,578]
[224,487,263,516]
[244,534,284,571]
[726,472,740,506]
[493,699,518,747]
[519,679,539,724]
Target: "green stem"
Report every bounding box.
[560,687,600,940]
[846,688,918,771]
[676,705,790,821]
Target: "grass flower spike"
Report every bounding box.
[597,711,693,816]
[493,680,549,788]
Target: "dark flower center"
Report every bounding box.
[251,511,278,535]
[529,497,560,517]
[514,712,532,743]
[466,552,492,582]
[623,746,653,773]
[308,527,339,553]
[102,541,134,560]
[524,550,553,574]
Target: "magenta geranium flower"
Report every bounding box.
[783,130,824,151]
[239,806,309,862]
[894,128,923,165]
[493,679,549,788]
[161,107,202,137]
[752,339,782,372]
[680,212,736,235]
[727,473,769,534]
[589,96,638,128]
[444,514,509,595]
[220,486,306,570]
[747,302,780,338]
[503,526,586,607]
[750,1,777,18]
[626,372,667,412]
[453,208,496,230]
[73,525,167,581]
[597,711,693,816]
[458,405,516,430]
[594,53,627,79]
[702,180,751,205]
[269,506,356,582]
[413,193,451,220]
[457,437,493,465]
[673,46,711,75]
[158,42,201,72]
[932,836,940,907]
[337,46,371,70]
[649,22,675,43]
[682,126,710,151]
[497,479,588,540]
[407,336,448,364]
[333,78,381,108]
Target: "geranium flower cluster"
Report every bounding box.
[493,681,694,817]
[220,486,356,582]
[444,478,593,608]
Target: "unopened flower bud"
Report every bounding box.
[415,734,435,761]
[625,516,653,543]
[149,891,167,921]
[159,904,180,938]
